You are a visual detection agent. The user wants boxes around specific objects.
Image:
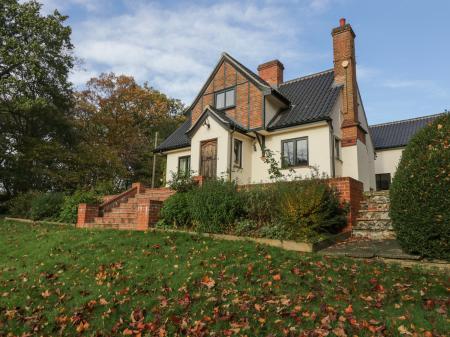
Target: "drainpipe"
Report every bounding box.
[328,120,336,178]
[228,126,235,182]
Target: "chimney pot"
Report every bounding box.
[340,18,346,27]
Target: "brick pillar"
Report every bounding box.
[136,199,163,231]
[132,182,145,194]
[328,177,363,231]
[77,204,99,228]
[193,175,205,186]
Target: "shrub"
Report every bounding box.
[241,185,278,225]
[30,192,65,220]
[167,171,197,193]
[275,179,347,241]
[390,113,450,260]
[7,191,41,218]
[59,190,101,224]
[159,192,192,228]
[190,179,243,233]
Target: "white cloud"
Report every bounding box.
[69,1,312,104]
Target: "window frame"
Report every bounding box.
[214,87,236,110]
[281,136,309,168]
[334,137,341,160]
[233,138,243,168]
[177,155,191,177]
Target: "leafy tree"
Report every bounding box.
[73,73,184,189]
[0,0,76,195]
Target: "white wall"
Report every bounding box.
[190,116,230,179]
[165,148,191,182]
[231,133,253,184]
[374,148,404,177]
[250,122,332,183]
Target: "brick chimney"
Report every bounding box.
[332,18,365,146]
[257,59,284,87]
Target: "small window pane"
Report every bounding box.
[234,139,242,167]
[296,139,308,165]
[283,141,294,167]
[216,92,225,109]
[334,138,340,159]
[225,89,235,107]
[376,173,391,191]
[178,156,190,176]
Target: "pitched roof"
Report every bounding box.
[369,113,444,150]
[267,69,342,130]
[186,105,247,136]
[155,118,191,152]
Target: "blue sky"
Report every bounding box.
[39,0,450,124]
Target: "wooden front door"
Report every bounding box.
[200,139,217,179]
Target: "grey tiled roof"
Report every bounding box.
[267,69,342,130]
[155,118,191,152]
[369,113,444,150]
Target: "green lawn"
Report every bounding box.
[0,220,448,336]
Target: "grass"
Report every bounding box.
[0,220,448,336]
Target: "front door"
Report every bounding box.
[200,139,217,179]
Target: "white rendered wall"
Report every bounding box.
[250,122,332,183]
[190,116,230,179]
[165,148,191,182]
[374,148,404,177]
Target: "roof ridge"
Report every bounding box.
[279,68,334,86]
[369,112,446,128]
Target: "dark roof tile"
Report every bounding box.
[369,113,444,150]
[267,69,341,130]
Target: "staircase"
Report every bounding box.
[77,183,175,230]
[353,191,395,239]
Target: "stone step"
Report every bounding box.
[357,210,390,220]
[354,219,393,230]
[352,229,396,240]
[106,208,137,215]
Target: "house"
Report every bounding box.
[370,113,444,190]
[155,18,437,192]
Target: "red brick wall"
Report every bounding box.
[328,177,363,230]
[257,60,284,87]
[191,60,264,129]
[77,204,99,227]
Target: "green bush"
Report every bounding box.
[190,179,243,233]
[390,113,450,260]
[167,171,197,193]
[7,191,41,218]
[30,192,65,220]
[276,180,347,240]
[159,192,192,228]
[58,190,101,224]
[241,185,278,225]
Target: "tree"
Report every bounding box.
[73,73,184,189]
[0,0,75,195]
[390,113,450,259]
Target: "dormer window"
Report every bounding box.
[215,88,235,110]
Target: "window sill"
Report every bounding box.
[281,164,309,170]
[215,105,236,111]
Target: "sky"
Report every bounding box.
[38,0,450,124]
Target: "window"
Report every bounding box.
[334,137,341,160]
[233,139,242,168]
[178,156,190,176]
[215,88,235,110]
[281,137,308,168]
[376,173,391,191]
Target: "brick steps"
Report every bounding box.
[78,183,171,231]
[353,190,395,239]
